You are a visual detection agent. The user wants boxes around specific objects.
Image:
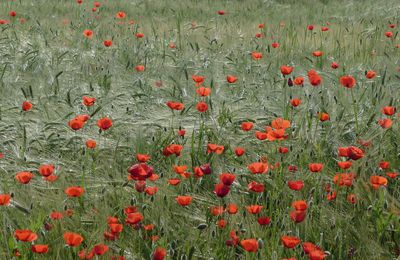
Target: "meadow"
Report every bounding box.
[0,0,399,259]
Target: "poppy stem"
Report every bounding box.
[350,88,359,135]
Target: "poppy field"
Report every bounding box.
[1,0,400,259]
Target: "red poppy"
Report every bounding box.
[0,194,11,206]
[271,42,280,48]
[83,29,93,38]
[292,200,307,211]
[381,106,396,116]
[145,186,158,196]
[192,75,205,86]
[318,112,330,121]
[293,77,304,86]
[347,194,357,204]
[217,10,225,15]
[50,211,63,220]
[210,206,224,216]
[337,161,352,169]
[135,65,145,72]
[309,249,327,260]
[252,51,262,60]
[281,65,294,75]
[321,27,329,31]
[86,139,97,149]
[125,212,143,225]
[63,232,84,247]
[271,118,291,129]
[246,205,263,214]
[16,171,34,184]
[166,101,185,110]
[68,117,85,131]
[226,204,238,214]
[248,181,264,193]
[287,180,304,191]
[83,96,96,106]
[366,70,376,79]
[196,101,208,112]
[378,118,392,129]
[281,236,301,249]
[255,131,268,140]
[128,163,153,181]
[196,87,211,96]
[116,12,126,19]
[207,143,224,154]
[214,183,230,197]
[22,101,33,111]
[135,33,145,38]
[15,230,38,242]
[241,122,254,131]
[290,98,301,107]
[31,245,49,254]
[38,164,54,177]
[9,11,17,17]
[94,2,101,7]
[248,162,268,174]
[240,239,258,252]
[235,147,245,156]
[93,244,109,255]
[379,161,390,169]
[103,40,112,47]
[227,75,237,83]
[65,186,84,197]
[290,210,306,223]
[312,51,323,57]
[162,144,183,157]
[309,163,323,172]
[152,247,167,260]
[307,25,314,30]
[220,173,235,186]
[331,62,339,69]
[339,75,356,88]
[308,70,322,86]
[97,117,113,130]
[176,196,193,206]
[385,31,393,38]
[386,172,398,179]
[370,175,388,189]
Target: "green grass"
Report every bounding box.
[0,0,399,259]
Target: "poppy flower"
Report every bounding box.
[235,147,245,156]
[169,42,176,48]
[255,131,268,140]
[240,239,258,252]
[136,154,150,162]
[379,161,390,169]
[246,205,263,214]
[145,186,158,196]
[65,186,84,197]
[168,178,181,186]
[333,173,354,187]
[94,2,101,7]
[366,70,376,79]
[177,129,186,136]
[308,70,322,86]
[64,232,84,247]
[220,173,235,186]
[287,180,304,191]
[309,249,327,260]
[217,10,225,15]
[196,101,208,112]
[214,183,230,197]
[290,210,306,223]
[271,42,280,48]
[321,27,329,31]
[97,117,113,130]
[331,62,339,69]
[82,96,96,106]
[292,200,307,211]
[93,244,109,255]
[378,118,392,128]
[207,144,224,154]
[318,112,330,121]
[248,181,264,193]
[312,51,323,57]
[381,106,396,116]
[241,122,254,131]
[116,12,126,19]
[290,98,301,107]
[339,75,356,88]
[251,51,262,60]
[248,162,268,174]
[162,144,183,157]
[22,101,33,111]
[293,77,304,86]
[135,65,145,72]
[31,245,49,254]
[152,247,167,260]
[192,75,205,86]
[281,65,294,75]
[302,242,320,255]
[103,40,112,47]
[166,101,184,111]
[128,163,154,181]
[217,219,226,229]
[135,33,144,38]
[126,212,143,225]
[386,172,398,179]
[68,117,85,131]
[16,171,34,184]
[9,11,17,17]
[44,175,58,182]
[15,230,38,242]
[227,75,237,83]
[309,163,323,172]
[50,211,63,220]
[176,196,193,206]
[385,31,393,38]
[347,194,357,204]
[83,29,93,38]
[210,206,225,216]
[86,139,97,149]
[0,194,11,206]
[281,236,301,249]
[257,216,271,226]
[196,87,211,96]
[307,25,314,30]
[38,164,54,177]
[271,118,291,129]
[337,161,352,169]
[370,175,388,189]
[258,23,265,28]
[226,204,238,214]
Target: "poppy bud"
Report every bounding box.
[288,78,293,86]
